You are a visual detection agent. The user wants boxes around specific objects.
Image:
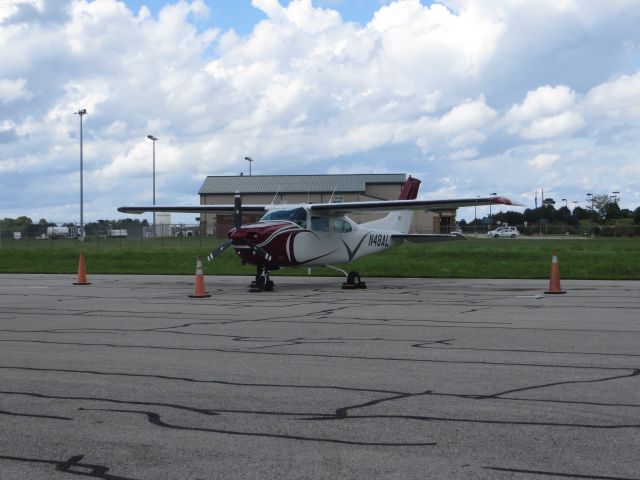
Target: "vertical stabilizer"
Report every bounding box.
[399,176,421,200]
[362,176,421,233]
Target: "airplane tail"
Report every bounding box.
[362,176,421,233]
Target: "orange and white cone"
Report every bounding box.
[189,256,211,298]
[73,251,91,285]
[544,250,566,294]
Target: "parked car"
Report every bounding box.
[487,226,520,238]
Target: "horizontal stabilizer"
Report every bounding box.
[392,232,466,243]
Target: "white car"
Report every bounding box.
[487,226,520,238]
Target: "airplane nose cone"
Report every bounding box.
[229,228,260,243]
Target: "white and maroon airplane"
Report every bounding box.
[118,177,517,291]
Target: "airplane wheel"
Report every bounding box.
[342,271,367,289]
[347,271,361,284]
[265,280,275,292]
[255,275,267,291]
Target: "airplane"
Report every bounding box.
[118,176,519,291]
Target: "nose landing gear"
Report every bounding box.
[250,266,275,292]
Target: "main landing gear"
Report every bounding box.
[343,270,367,290]
[326,265,367,289]
[249,266,275,292]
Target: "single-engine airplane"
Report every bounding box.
[118,176,518,291]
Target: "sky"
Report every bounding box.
[1,0,640,226]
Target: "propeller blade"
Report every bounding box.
[234,192,242,230]
[207,239,233,261]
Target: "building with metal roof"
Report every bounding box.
[199,174,408,196]
[198,174,456,237]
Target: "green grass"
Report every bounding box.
[1,236,639,280]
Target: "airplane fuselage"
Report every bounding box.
[229,206,403,268]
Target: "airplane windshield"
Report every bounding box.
[261,207,307,227]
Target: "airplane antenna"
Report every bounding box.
[270,186,280,205]
[329,185,337,203]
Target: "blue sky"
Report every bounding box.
[122,0,399,33]
[1,0,640,225]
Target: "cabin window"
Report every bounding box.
[311,216,329,231]
[332,217,352,233]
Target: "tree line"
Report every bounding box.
[460,194,640,228]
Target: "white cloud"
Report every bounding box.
[0,78,32,103]
[584,71,640,120]
[505,85,584,139]
[527,153,560,169]
[1,0,640,222]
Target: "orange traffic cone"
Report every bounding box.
[189,256,211,298]
[73,251,91,285]
[544,250,566,294]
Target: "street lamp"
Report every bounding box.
[244,156,254,176]
[489,192,497,229]
[147,135,158,234]
[75,108,87,241]
[474,196,480,235]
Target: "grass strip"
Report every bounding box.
[0,237,638,280]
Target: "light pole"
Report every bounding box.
[612,191,619,204]
[489,192,497,230]
[561,198,567,232]
[586,192,594,215]
[147,135,158,235]
[474,196,479,235]
[75,108,87,241]
[244,156,254,176]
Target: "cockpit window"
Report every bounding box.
[261,207,307,227]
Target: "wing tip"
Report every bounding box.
[492,196,524,207]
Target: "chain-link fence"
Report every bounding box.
[0,223,209,244]
[456,224,640,237]
[3,222,640,245]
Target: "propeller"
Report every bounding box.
[206,193,272,263]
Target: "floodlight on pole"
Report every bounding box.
[489,192,497,228]
[75,108,87,241]
[474,196,479,234]
[147,135,158,234]
[612,191,620,203]
[244,156,254,176]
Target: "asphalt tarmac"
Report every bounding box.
[1,273,639,480]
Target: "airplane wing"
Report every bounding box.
[117,205,268,215]
[309,196,520,216]
[392,232,467,243]
[118,196,521,216]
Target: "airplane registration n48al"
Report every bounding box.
[118,176,518,291]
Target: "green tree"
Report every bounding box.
[604,202,621,222]
[590,194,611,221]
